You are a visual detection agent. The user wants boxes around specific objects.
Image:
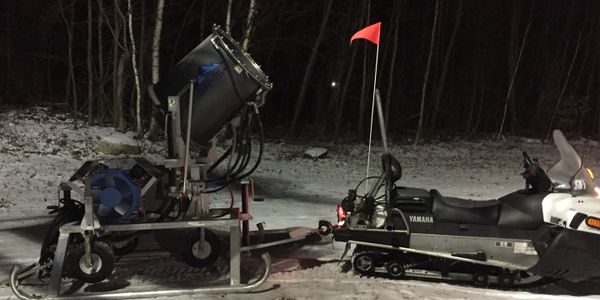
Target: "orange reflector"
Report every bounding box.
[587,168,595,179]
[586,216,600,229]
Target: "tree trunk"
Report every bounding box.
[97,0,105,123]
[200,0,207,38]
[87,0,94,124]
[225,0,233,33]
[506,0,521,134]
[242,0,256,51]
[414,0,440,145]
[429,0,463,131]
[357,0,371,140]
[153,0,166,82]
[384,6,401,131]
[288,0,333,136]
[138,0,146,111]
[112,0,124,129]
[545,23,585,140]
[465,66,478,134]
[497,17,532,138]
[3,2,10,99]
[116,54,127,131]
[467,70,485,138]
[146,0,165,138]
[169,0,194,67]
[59,0,78,129]
[333,36,359,140]
[127,0,142,133]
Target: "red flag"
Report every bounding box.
[350,22,381,45]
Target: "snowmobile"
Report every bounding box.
[320,129,600,287]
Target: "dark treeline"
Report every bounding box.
[1,0,599,142]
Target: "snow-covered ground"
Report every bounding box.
[1,107,600,299]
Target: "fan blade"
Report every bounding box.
[117,184,132,198]
[103,175,116,188]
[114,202,131,216]
[97,204,112,216]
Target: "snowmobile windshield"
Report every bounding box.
[546,130,597,194]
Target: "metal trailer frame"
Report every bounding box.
[9,207,272,300]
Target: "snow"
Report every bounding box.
[1,106,600,299]
[101,133,139,147]
[303,147,328,159]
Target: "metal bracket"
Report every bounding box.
[80,178,100,231]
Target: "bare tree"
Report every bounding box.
[225,0,233,33]
[545,22,585,140]
[151,4,165,78]
[288,0,333,136]
[59,0,78,129]
[112,0,126,131]
[497,16,533,139]
[414,0,440,145]
[384,4,402,131]
[429,0,463,131]
[242,0,256,51]
[97,0,106,122]
[334,4,365,141]
[357,0,371,140]
[87,0,94,124]
[146,0,165,138]
[127,0,142,133]
[169,0,194,66]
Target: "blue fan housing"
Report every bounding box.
[90,169,141,221]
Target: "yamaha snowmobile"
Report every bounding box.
[320,130,600,287]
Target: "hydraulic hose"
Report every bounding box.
[205,109,264,193]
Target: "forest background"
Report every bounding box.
[1,0,598,143]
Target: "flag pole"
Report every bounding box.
[365,42,380,195]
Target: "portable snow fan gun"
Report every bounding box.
[70,24,273,225]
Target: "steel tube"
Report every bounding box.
[241,180,250,246]
[10,253,271,300]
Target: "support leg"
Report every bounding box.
[230,222,241,286]
[49,231,70,296]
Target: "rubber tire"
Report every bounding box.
[353,252,376,275]
[386,260,405,279]
[318,220,332,236]
[66,240,115,283]
[473,273,489,287]
[112,237,139,256]
[182,229,221,268]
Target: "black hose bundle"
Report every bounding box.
[204,105,264,193]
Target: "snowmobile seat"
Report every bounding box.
[497,190,547,230]
[391,187,433,212]
[430,189,500,225]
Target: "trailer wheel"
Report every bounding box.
[112,237,139,257]
[472,273,489,287]
[386,260,405,279]
[66,241,115,283]
[182,229,221,268]
[353,253,375,275]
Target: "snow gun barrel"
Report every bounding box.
[151,25,272,146]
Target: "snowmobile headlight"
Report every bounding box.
[337,203,347,226]
[586,168,595,179]
[586,216,600,230]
